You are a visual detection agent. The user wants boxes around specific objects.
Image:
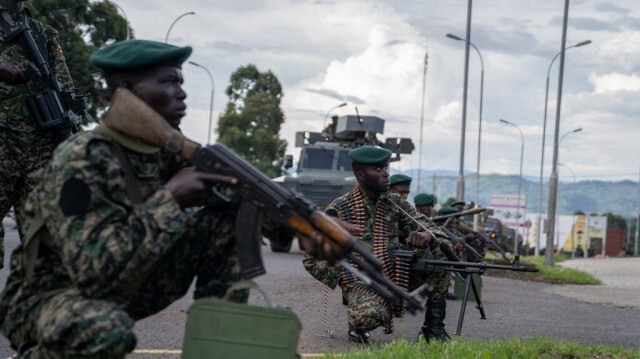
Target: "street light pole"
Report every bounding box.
[500,119,524,257]
[456,0,474,202]
[104,1,130,40]
[417,49,429,193]
[535,39,591,257]
[545,0,570,267]
[165,11,196,43]
[188,61,214,145]
[446,33,484,230]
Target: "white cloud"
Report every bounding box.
[589,72,640,92]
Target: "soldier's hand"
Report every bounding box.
[454,243,465,252]
[299,232,338,265]
[165,167,237,208]
[406,231,431,247]
[0,62,26,85]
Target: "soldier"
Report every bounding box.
[388,174,412,199]
[303,145,454,343]
[0,39,335,358]
[0,0,76,269]
[414,193,436,218]
[438,206,486,262]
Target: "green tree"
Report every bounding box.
[26,0,131,118]
[442,197,457,207]
[601,212,626,228]
[218,64,287,178]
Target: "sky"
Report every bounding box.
[114,0,640,183]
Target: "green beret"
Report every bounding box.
[389,174,412,187]
[438,206,458,216]
[414,193,436,206]
[451,201,465,207]
[349,146,392,165]
[90,39,192,71]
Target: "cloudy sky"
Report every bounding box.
[117,0,640,183]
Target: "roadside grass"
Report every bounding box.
[482,253,601,285]
[321,338,639,358]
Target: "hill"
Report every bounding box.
[400,170,638,216]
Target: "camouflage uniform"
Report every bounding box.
[303,187,451,333]
[0,6,74,268]
[0,124,248,358]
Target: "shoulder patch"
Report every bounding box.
[60,178,92,216]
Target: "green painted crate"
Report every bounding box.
[182,298,301,359]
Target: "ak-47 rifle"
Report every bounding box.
[2,21,91,139]
[102,88,423,313]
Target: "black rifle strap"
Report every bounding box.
[108,141,144,206]
[0,11,50,67]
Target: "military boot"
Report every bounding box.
[347,323,370,343]
[426,299,451,341]
[418,302,432,342]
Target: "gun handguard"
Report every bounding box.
[430,207,486,222]
[102,88,423,311]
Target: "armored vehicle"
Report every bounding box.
[271,114,414,252]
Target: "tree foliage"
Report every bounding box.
[601,212,627,228]
[26,0,131,119]
[218,64,287,178]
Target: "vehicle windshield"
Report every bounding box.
[337,150,352,172]
[302,148,334,170]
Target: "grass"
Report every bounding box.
[321,338,640,358]
[482,253,601,285]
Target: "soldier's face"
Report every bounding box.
[130,65,187,129]
[358,164,390,193]
[416,204,433,217]
[389,185,410,199]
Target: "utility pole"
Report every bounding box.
[456,0,473,201]
[636,165,639,256]
[417,47,429,193]
[545,0,570,266]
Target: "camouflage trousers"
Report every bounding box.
[14,207,246,359]
[0,127,59,269]
[344,270,449,332]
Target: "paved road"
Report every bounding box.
[1,217,639,358]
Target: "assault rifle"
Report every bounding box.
[3,22,91,139]
[102,88,423,313]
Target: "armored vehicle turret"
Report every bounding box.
[271,114,414,252]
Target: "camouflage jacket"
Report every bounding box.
[0,7,73,131]
[303,185,449,289]
[0,122,199,337]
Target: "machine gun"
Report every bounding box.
[3,22,91,139]
[102,88,423,313]
[391,247,538,335]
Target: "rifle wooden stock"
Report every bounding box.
[103,88,200,159]
[102,88,423,311]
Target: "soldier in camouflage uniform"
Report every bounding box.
[0,40,311,358]
[0,0,76,269]
[303,146,454,343]
[414,193,436,218]
[388,174,411,200]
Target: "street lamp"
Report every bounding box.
[499,119,524,257]
[321,102,347,129]
[535,39,590,257]
[165,11,196,43]
[558,163,576,257]
[447,33,484,230]
[188,61,214,145]
[104,0,130,40]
